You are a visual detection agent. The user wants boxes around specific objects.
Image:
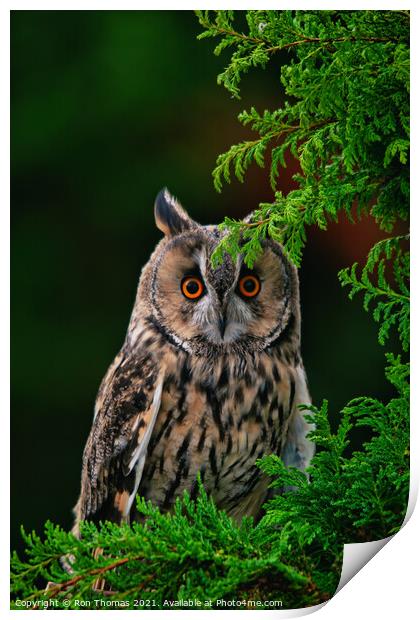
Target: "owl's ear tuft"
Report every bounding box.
[154,188,195,237]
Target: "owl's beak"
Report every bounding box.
[218,315,227,339]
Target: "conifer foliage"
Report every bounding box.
[198,10,409,268]
[11,10,409,609]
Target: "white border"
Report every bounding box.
[3,2,418,618]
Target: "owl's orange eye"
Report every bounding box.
[181,276,205,300]
[238,274,261,298]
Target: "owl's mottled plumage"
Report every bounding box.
[73,189,314,534]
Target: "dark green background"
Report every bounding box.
[11,11,395,552]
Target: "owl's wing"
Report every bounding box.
[281,366,315,472]
[73,347,165,532]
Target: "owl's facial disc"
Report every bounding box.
[151,233,293,352]
[149,189,294,352]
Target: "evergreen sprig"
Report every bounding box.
[258,353,408,552]
[338,235,409,350]
[197,10,409,266]
[11,485,321,609]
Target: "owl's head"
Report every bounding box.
[135,189,301,356]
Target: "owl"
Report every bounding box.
[73,189,314,535]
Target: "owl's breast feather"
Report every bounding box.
[137,348,299,519]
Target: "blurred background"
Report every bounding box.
[11,11,401,552]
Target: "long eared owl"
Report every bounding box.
[73,189,314,533]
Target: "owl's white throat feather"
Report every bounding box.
[193,293,250,344]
